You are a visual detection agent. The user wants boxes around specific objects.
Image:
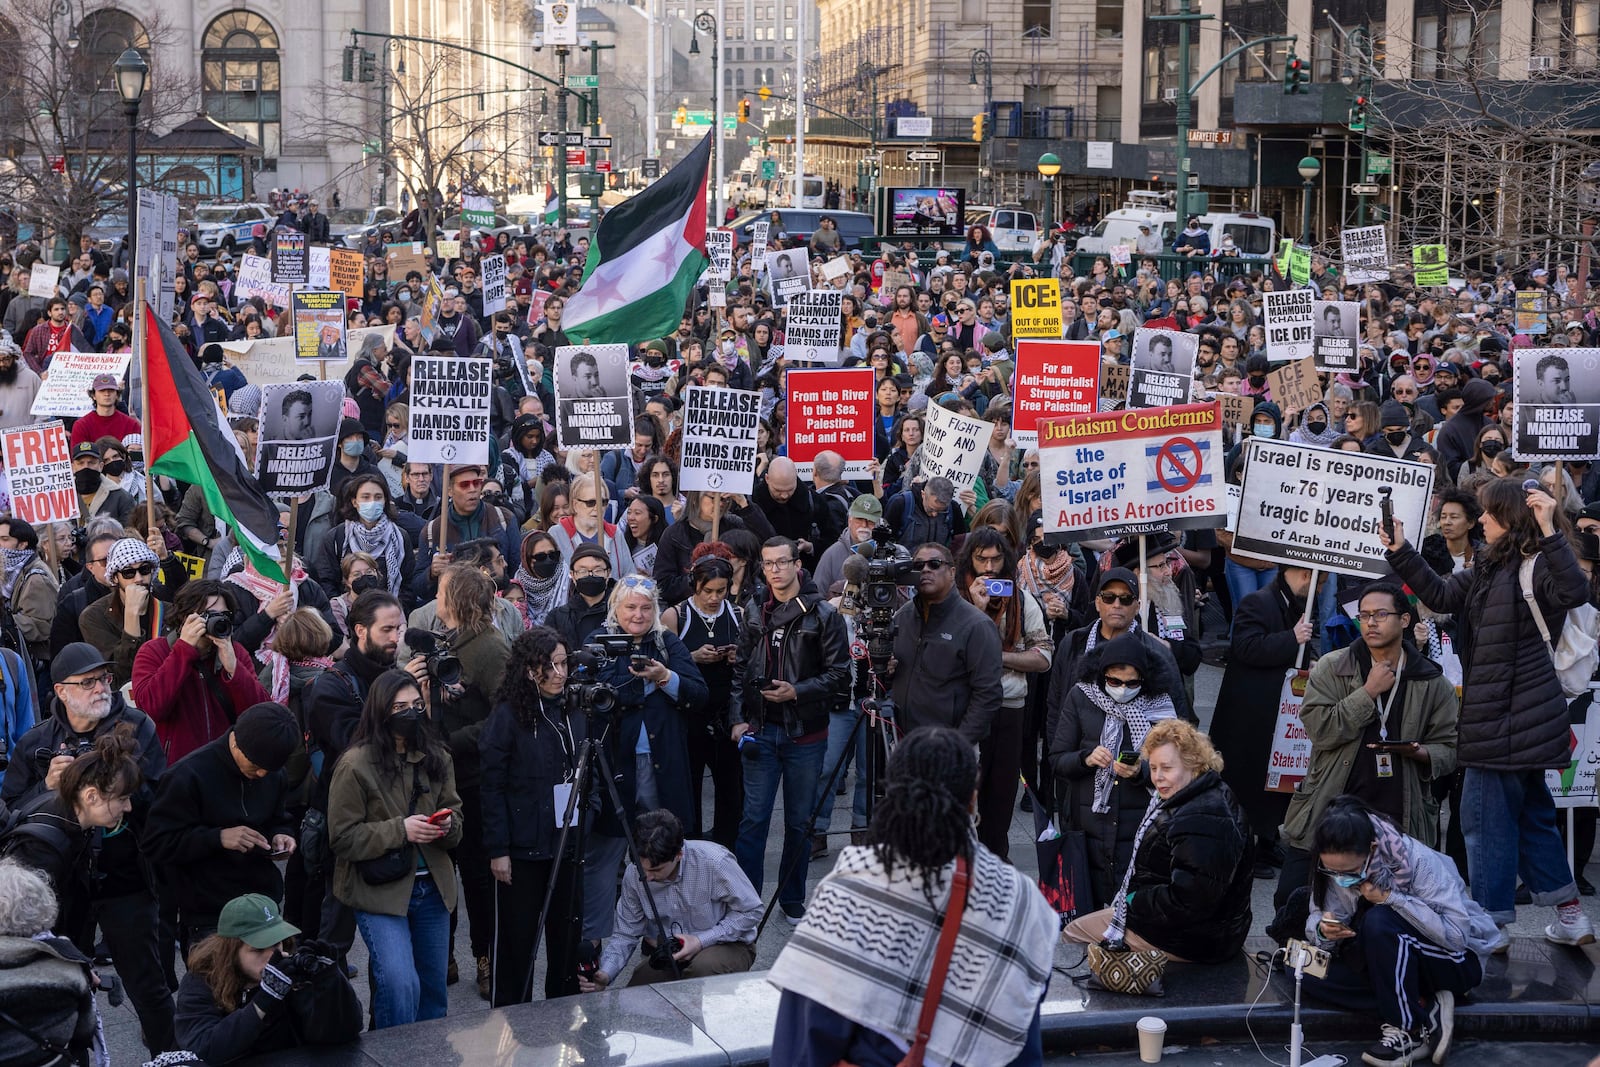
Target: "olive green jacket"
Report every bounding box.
[328,742,463,916]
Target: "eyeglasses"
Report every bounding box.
[453,478,485,490]
[910,558,947,572]
[389,701,427,715]
[1356,610,1401,624]
[572,567,610,579]
[386,421,402,429]
[87,556,108,568]
[1343,412,1361,421]
[573,496,598,506]
[60,672,113,691]
[116,563,156,579]
[1022,460,1040,470]
[761,557,798,570]
[1098,592,1138,606]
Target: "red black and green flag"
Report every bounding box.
[560,130,711,345]
[142,303,286,583]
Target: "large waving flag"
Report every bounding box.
[142,304,286,583]
[561,131,711,346]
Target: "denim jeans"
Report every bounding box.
[735,723,827,908]
[1225,559,1277,636]
[1461,766,1578,925]
[812,707,869,833]
[356,873,452,1029]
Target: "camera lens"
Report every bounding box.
[204,612,233,639]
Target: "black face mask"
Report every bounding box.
[531,558,560,580]
[351,573,385,596]
[388,709,424,744]
[1386,430,1409,446]
[574,575,608,599]
[1479,439,1505,457]
[103,460,128,477]
[1247,373,1266,386]
[74,468,101,494]
[1305,421,1327,437]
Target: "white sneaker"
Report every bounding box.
[1545,911,1596,946]
[1427,989,1454,1064]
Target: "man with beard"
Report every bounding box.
[50,529,122,656]
[887,542,1004,742]
[1,642,175,1056]
[812,494,882,598]
[0,330,42,429]
[131,579,271,765]
[79,537,168,688]
[1110,533,1203,696]
[21,296,90,374]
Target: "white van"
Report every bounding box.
[1073,190,1276,259]
[982,204,1038,252]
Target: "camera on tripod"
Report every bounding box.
[839,523,917,673]
[566,633,635,717]
[406,629,463,688]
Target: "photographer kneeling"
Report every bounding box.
[175,892,361,1064]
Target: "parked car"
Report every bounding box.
[83,213,129,256]
[332,206,402,247]
[726,208,875,250]
[193,202,274,254]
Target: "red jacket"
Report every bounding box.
[132,636,270,764]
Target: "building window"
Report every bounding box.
[202,11,281,162]
[1534,3,1561,61]
[785,26,794,39]
[1446,13,1472,73]
[961,0,985,20]
[1414,16,1440,78]
[1096,85,1121,139]
[1022,0,1052,37]
[1312,27,1335,82]
[1096,0,1122,38]
[1143,46,1162,101]
[73,9,152,122]
[1577,0,1600,67]
[1478,11,1501,77]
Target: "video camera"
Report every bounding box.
[406,629,463,688]
[838,523,917,673]
[566,633,635,718]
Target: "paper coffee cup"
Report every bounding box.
[1136,1016,1167,1064]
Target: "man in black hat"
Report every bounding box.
[144,702,300,943]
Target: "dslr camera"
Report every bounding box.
[202,610,234,639]
[406,629,463,688]
[648,935,685,970]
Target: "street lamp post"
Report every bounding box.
[114,48,148,272]
[1298,155,1321,245]
[1037,152,1061,234]
[857,62,880,205]
[690,10,721,221]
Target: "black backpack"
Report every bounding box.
[0,934,99,1067]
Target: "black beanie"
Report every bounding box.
[232,703,300,773]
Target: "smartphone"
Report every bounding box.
[426,809,452,825]
[983,578,1015,598]
[268,847,293,859]
[1118,749,1139,765]
[630,654,652,672]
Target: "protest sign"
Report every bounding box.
[1265,670,1313,793]
[386,242,431,279]
[1009,278,1063,338]
[1515,290,1550,335]
[292,291,347,363]
[1274,239,1292,278]
[0,420,76,525]
[30,350,132,418]
[1265,355,1320,416]
[1513,347,1600,460]
[218,337,299,386]
[329,248,364,294]
[236,254,289,308]
[1038,402,1227,541]
[1288,246,1311,286]
[821,255,850,283]
[1231,437,1435,576]
[308,246,331,289]
[462,195,495,228]
[408,355,493,464]
[706,229,735,280]
[1340,225,1389,284]
[1413,245,1449,286]
[1548,688,1600,808]
[135,189,180,323]
[274,231,307,284]
[679,385,761,495]
[786,367,874,478]
[436,239,461,260]
[1312,300,1360,374]
[1263,288,1315,362]
[783,290,844,364]
[553,344,633,450]
[751,220,770,256]
[417,276,445,342]
[1099,363,1129,406]
[1011,340,1100,447]
[254,380,342,495]
[919,401,988,491]
[481,254,508,315]
[1216,392,1252,429]
[1109,245,1132,268]
[1128,328,1196,409]
[527,288,550,326]
[765,249,811,307]
[27,263,59,299]
[172,552,206,582]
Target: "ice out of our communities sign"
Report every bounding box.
[1009,278,1063,338]
[678,385,761,495]
[1512,347,1600,461]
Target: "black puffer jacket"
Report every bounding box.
[1124,770,1254,964]
[1389,532,1587,770]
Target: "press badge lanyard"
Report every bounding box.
[539,698,577,780]
[1373,651,1405,742]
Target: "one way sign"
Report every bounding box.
[537,131,585,147]
[584,135,613,149]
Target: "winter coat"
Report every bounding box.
[327,743,463,916]
[1044,625,1195,753]
[653,506,776,604]
[174,959,362,1065]
[1388,532,1587,770]
[1284,642,1458,850]
[478,697,585,862]
[433,623,512,792]
[548,516,635,579]
[735,590,850,737]
[6,556,57,651]
[1124,770,1254,964]
[131,636,272,765]
[545,586,614,651]
[889,592,1005,745]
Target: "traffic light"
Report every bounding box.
[358,48,377,83]
[341,45,356,83]
[675,105,688,127]
[971,113,986,141]
[737,98,751,123]
[1349,94,1368,131]
[1284,52,1308,94]
[1296,57,1312,92]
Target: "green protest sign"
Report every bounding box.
[1275,238,1293,277]
[1288,245,1311,286]
[1413,245,1449,286]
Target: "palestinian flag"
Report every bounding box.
[542,182,561,225]
[561,131,711,346]
[142,304,286,583]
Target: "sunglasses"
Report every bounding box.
[117,563,157,579]
[529,550,561,564]
[386,421,402,429]
[453,478,486,490]
[910,558,947,572]
[573,496,598,506]
[1098,592,1137,606]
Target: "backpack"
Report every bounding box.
[0,934,99,1067]
[892,489,951,549]
[1517,557,1600,698]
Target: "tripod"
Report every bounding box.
[523,710,682,1002]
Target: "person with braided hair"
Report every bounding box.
[767,727,1057,1067]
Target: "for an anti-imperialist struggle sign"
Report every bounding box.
[679,385,761,495]
[407,356,493,464]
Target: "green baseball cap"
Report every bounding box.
[217,893,300,949]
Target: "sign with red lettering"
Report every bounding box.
[1,420,78,525]
[1011,340,1101,448]
[1265,669,1312,793]
[786,367,875,478]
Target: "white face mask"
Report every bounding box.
[1102,680,1142,704]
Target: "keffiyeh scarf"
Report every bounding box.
[344,519,405,596]
[0,548,36,600]
[1075,670,1175,813]
[512,564,567,628]
[1105,793,1165,944]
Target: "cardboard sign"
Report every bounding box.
[1513,347,1600,461]
[386,241,431,279]
[783,290,844,364]
[291,291,346,363]
[1263,288,1315,362]
[706,229,735,280]
[678,385,761,495]
[273,231,307,284]
[1128,328,1196,410]
[481,254,508,315]
[0,420,76,525]
[786,367,875,478]
[329,248,365,294]
[254,380,342,495]
[1312,301,1360,374]
[1231,437,1435,577]
[1413,245,1449,287]
[172,551,207,581]
[821,255,851,283]
[1038,401,1227,541]
[407,355,494,464]
[1265,669,1312,793]
[307,246,331,289]
[1009,278,1063,338]
[236,254,289,309]
[919,401,988,491]
[1011,340,1101,447]
[1217,392,1252,428]
[765,249,811,307]
[552,344,633,451]
[1099,363,1129,405]
[30,350,132,418]
[436,239,461,260]
[1266,355,1321,416]
[27,263,59,299]
[1341,225,1389,284]
[218,336,299,386]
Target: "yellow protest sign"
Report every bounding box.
[1009,278,1062,338]
[173,551,207,581]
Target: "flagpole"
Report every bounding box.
[135,269,155,536]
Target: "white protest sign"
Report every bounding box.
[783,290,844,364]
[706,229,735,280]
[1265,670,1313,793]
[822,255,851,283]
[407,355,493,464]
[1263,288,1315,362]
[135,189,181,323]
[919,401,987,491]
[28,264,59,299]
[307,246,332,289]
[1548,689,1600,808]
[1109,245,1132,267]
[751,220,770,257]
[219,336,301,387]
[1128,328,1196,409]
[481,254,508,315]
[553,344,633,451]
[30,350,133,418]
[679,385,761,494]
[236,253,290,308]
[1340,224,1390,284]
[1231,437,1434,577]
[0,420,76,525]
